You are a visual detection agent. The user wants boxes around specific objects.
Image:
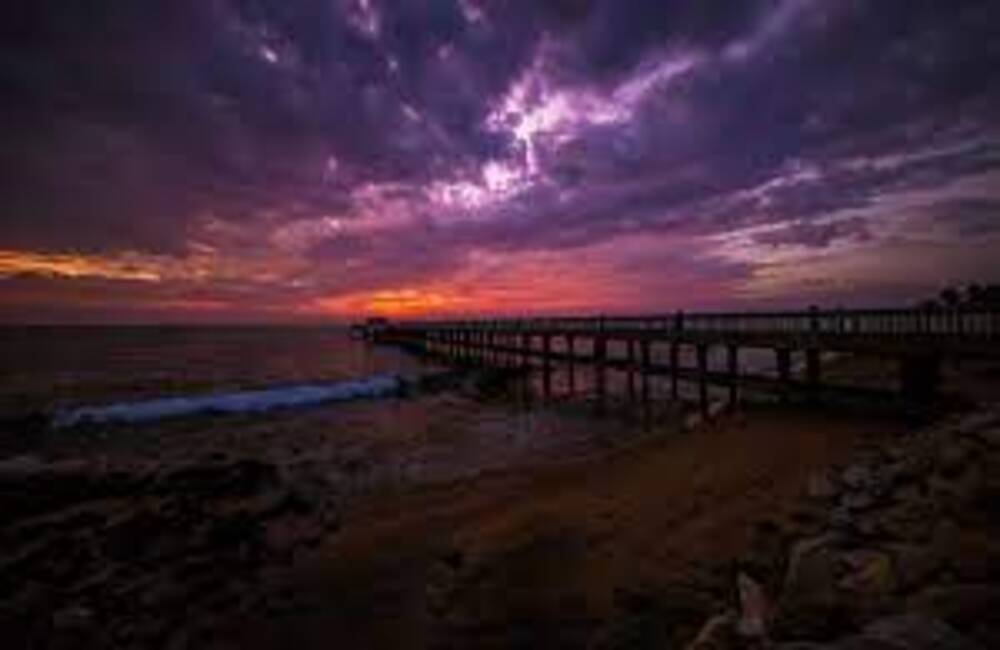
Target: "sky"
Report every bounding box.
[1,0,999,323]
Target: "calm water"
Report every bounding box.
[0,326,646,486]
[0,326,430,416]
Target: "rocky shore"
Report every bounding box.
[687,407,1000,649]
[2,393,998,648]
[0,456,339,647]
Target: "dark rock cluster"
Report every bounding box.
[0,458,339,648]
[688,408,1000,649]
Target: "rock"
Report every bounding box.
[952,412,1000,440]
[808,472,838,500]
[52,605,94,630]
[742,520,788,591]
[875,498,938,543]
[906,583,1000,635]
[929,519,961,570]
[842,465,874,491]
[838,614,979,649]
[685,611,739,650]
[938,445,969,478]
[160,460,279,497]
[890,544,944,592]
[737,572,769,641]
[775,536,846,639]
[841,492,876,512]
[837,549,896,605]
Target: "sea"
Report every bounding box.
[0,326,682,489]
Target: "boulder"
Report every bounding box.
[839,614,979,649]
[837,549,896,616]
[907,583,1000,632]
[807,472,838,501]
[774,536,846,639]
[737,572,770,641]
[685,611,739,650]
[890,544,944,592]
[842,465,874,491]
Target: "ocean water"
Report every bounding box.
[0,326,650,487]
[0,326,429,417]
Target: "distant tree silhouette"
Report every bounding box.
[919,283,1000,310]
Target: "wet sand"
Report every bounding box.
[219,405,906,649]
[6,357,998,648]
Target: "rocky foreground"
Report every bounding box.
[687,408,1000,649]
[1,403,998,649]
[0,456,339,647]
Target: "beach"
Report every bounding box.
[2,329,999,649]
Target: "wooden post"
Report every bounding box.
[697,344,709,418]
[567,334,576,395]
[542,333,552,398]
[806,348,821,400]
[776,348,792,402]
[727,343,739,405]
[521,332,531,370]
[900,354,941,420]
[595,335,607,411]
[627,339,636,401]
[640,339,651,404]
[670,341,680,400]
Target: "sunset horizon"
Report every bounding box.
[3,1,999,323]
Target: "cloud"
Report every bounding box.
[2,0,1000,319]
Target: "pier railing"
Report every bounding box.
[367,305,999,414]
[397,307,999,341]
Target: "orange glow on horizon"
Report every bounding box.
[0,250,163,282]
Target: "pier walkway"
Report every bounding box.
[366,307,1000,414]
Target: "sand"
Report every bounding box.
[215,405,904,649]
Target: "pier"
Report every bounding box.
[366,307,1000,415]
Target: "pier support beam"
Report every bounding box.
[900,354,941,416]
[627,339,637,401]
[806,348,821,400]
[542,334,552,398]
[594,335,607,412]
[776,348,792,402]
[670,342,680,400]
[697,344,709,418]
[727,344,739,406]
[640,339,651,404]
[567,335,576,395]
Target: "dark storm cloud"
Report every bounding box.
[753,217,872,249]
[2,0,1000,317]
[0,0,541,252]
[438,0,1000,257]
[932,199,1000,237]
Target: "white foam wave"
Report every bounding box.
[54,374,404,428]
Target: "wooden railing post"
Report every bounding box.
[542,333,552,398]
[567,334,576,395]
[627,338,636,401]
[670,341,680,400]
[640,339,651,404]
[727,344,739,406]
[697,344,709,418]
[806,348,821,400]
[595,335,607,412]
[776,348,792,402]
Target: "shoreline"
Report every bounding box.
[2,367,998,648]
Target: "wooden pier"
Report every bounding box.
[367,307,1000,415]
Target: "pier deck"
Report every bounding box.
[366,307,1000,415]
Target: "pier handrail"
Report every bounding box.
[392,305,999,340]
